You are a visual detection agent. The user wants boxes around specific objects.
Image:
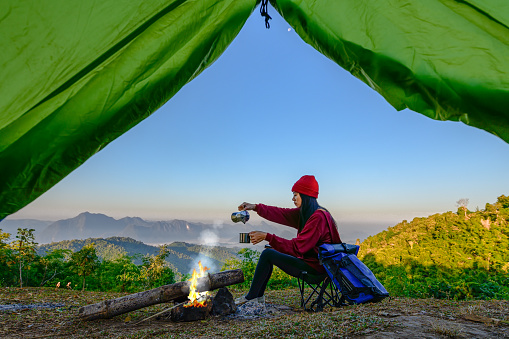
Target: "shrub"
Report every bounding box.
[222,248,298,290]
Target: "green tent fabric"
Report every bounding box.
[0,0,258,220]
[271,0,509,141]
[1,0,508,220]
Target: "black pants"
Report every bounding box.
[246,248,321,299]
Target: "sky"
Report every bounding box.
[6,4,509,240]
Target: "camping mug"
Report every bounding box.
[239,233,251,243]
[231,210,250,224]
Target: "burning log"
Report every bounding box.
[78,269,244,321]
[170,297,213,322]
[169,287,237,322]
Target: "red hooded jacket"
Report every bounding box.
[255,204,342,273]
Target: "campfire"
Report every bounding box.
[78,268,244,322]
[169,262,236,322]
[185,261,210,308]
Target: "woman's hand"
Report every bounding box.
[249,231,267,245]
[238,202,256,211]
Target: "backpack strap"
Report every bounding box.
[316,208,340,243]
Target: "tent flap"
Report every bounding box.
[270,0,509,142]
[0,0,257,219]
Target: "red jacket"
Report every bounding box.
[255,204,342,273]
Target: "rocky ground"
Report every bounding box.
[0,287,508,338]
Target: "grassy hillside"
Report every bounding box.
[359,195,509,299]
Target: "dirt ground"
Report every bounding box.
[1,287,508,338]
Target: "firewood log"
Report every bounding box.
[78,269,244,321]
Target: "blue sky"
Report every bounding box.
[7,5,509,240]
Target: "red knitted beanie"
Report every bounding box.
[291,175,319,198]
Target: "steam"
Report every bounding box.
[199,229,219,246]
[188,219,224,275]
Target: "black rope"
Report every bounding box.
[260,0,272,29]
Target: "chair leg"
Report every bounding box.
[298,273,332,312]
[306,276,349,311]
[298,272,306,308]
[298,272,321,310]
[309,277,333,312]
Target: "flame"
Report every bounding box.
[185,261,210,308]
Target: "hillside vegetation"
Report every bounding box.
[37,237,239,275]
[0,232,240,292]
[359,195,509,299]
[2,196,508,301]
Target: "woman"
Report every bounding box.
[235,175,342,305]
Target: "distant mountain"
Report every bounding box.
[38,237,241,275]
[0,218,53,241]
[0,212,396,247]
[117,218,210,244]
[3,211,297,245]
[36,212,211,244]
[40,212,125,243]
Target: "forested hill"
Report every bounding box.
[38,237,240,275]
[358,195,509,299]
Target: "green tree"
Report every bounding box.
[98,255,142,292]
[497,195,509,209]
[70,243,99,291]
[0,229,11,262]
[221,248,296,289]
[37,249,72,287]
[0,229,15,286]
[140,245,175,289]
[222,248,260,289]
[0,229,9,247]
[115,255,143,292]
[11,228,38,288]
[456,198,469,218]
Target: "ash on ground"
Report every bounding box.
[0,303,66,312]
[227,301,294,320]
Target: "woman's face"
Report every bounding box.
[292,192,302,208]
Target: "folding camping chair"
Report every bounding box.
[296,271,341,312]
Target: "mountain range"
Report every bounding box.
[0,212,296,245]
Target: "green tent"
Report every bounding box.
[1,0,508,220]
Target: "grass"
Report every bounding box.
[0,286,508,338]
[429,323,464,338]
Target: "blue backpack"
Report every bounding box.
[318,243,389,305]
